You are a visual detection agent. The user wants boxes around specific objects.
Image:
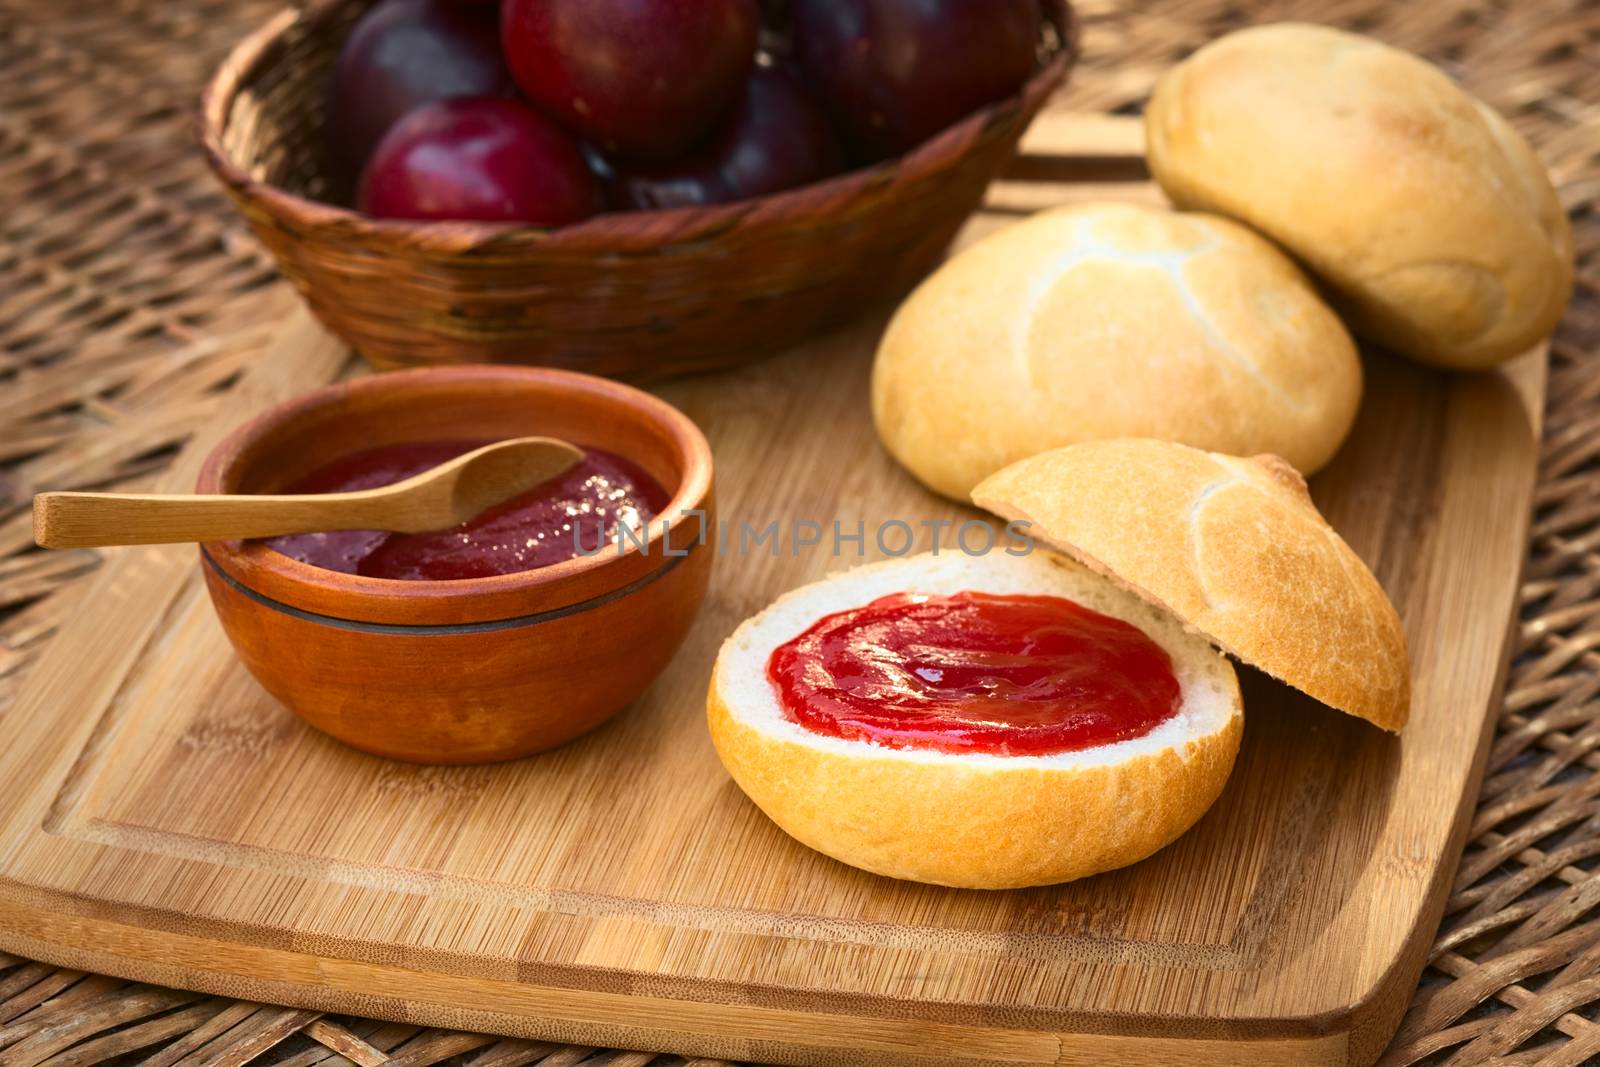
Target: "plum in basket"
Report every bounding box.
[326,0,512,177]
[791,0,1041,160]
[611,65,843,209]
[501,0,762,160]
[358,97,600,224]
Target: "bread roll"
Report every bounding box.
[708,549,1243,889]
[973,439,1410,731]
[871,201,1362,501]
[1145,23,1573,370]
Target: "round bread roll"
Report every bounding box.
[1145,23,1573,370]
[973,438,1411,731]
[871,201,1362,501]
[707,549,1243,889]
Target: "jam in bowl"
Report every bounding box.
[263,439,671,580]
[197,365,714,763]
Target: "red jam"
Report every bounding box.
[263,439,670,580]
[767,591,1181,755]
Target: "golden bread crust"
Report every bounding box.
[973,438,1411,731]
[707,666,1243,889]
[1145,22,1572,369]
[870,200,1362,500]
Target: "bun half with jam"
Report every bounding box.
[708,438,1410,889]
[707,549,1244,889]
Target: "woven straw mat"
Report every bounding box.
[1,0,1598,1064]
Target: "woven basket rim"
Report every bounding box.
[196,0,1080,255]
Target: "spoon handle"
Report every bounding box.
[32,490,409,548]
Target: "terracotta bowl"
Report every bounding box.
[197,365,714,764]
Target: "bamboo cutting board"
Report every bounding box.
[0,116,1547,1067]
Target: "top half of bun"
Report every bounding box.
[972,438,1410,731]
[1145,22,1572,370]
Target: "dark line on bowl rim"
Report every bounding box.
[199,545,692,636]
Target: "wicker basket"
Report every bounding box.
[198,0,1078,379]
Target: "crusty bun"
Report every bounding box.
[707,549,1243,889]
[1145,23,1573,370]
[973,439,1410,731]
[871,201,1362,501]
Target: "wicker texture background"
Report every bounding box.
[1,0,1597,1064]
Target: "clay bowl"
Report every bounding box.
[197,365,714,764]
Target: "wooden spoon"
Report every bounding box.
[32,436,584,549]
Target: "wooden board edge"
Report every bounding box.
[1343,589,1529,1065]
[1315,346,1550,1066]
[0,894,1355,1067]
[0,304,349,846]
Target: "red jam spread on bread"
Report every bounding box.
[263,439,669,580]
[767,591,1181,755]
